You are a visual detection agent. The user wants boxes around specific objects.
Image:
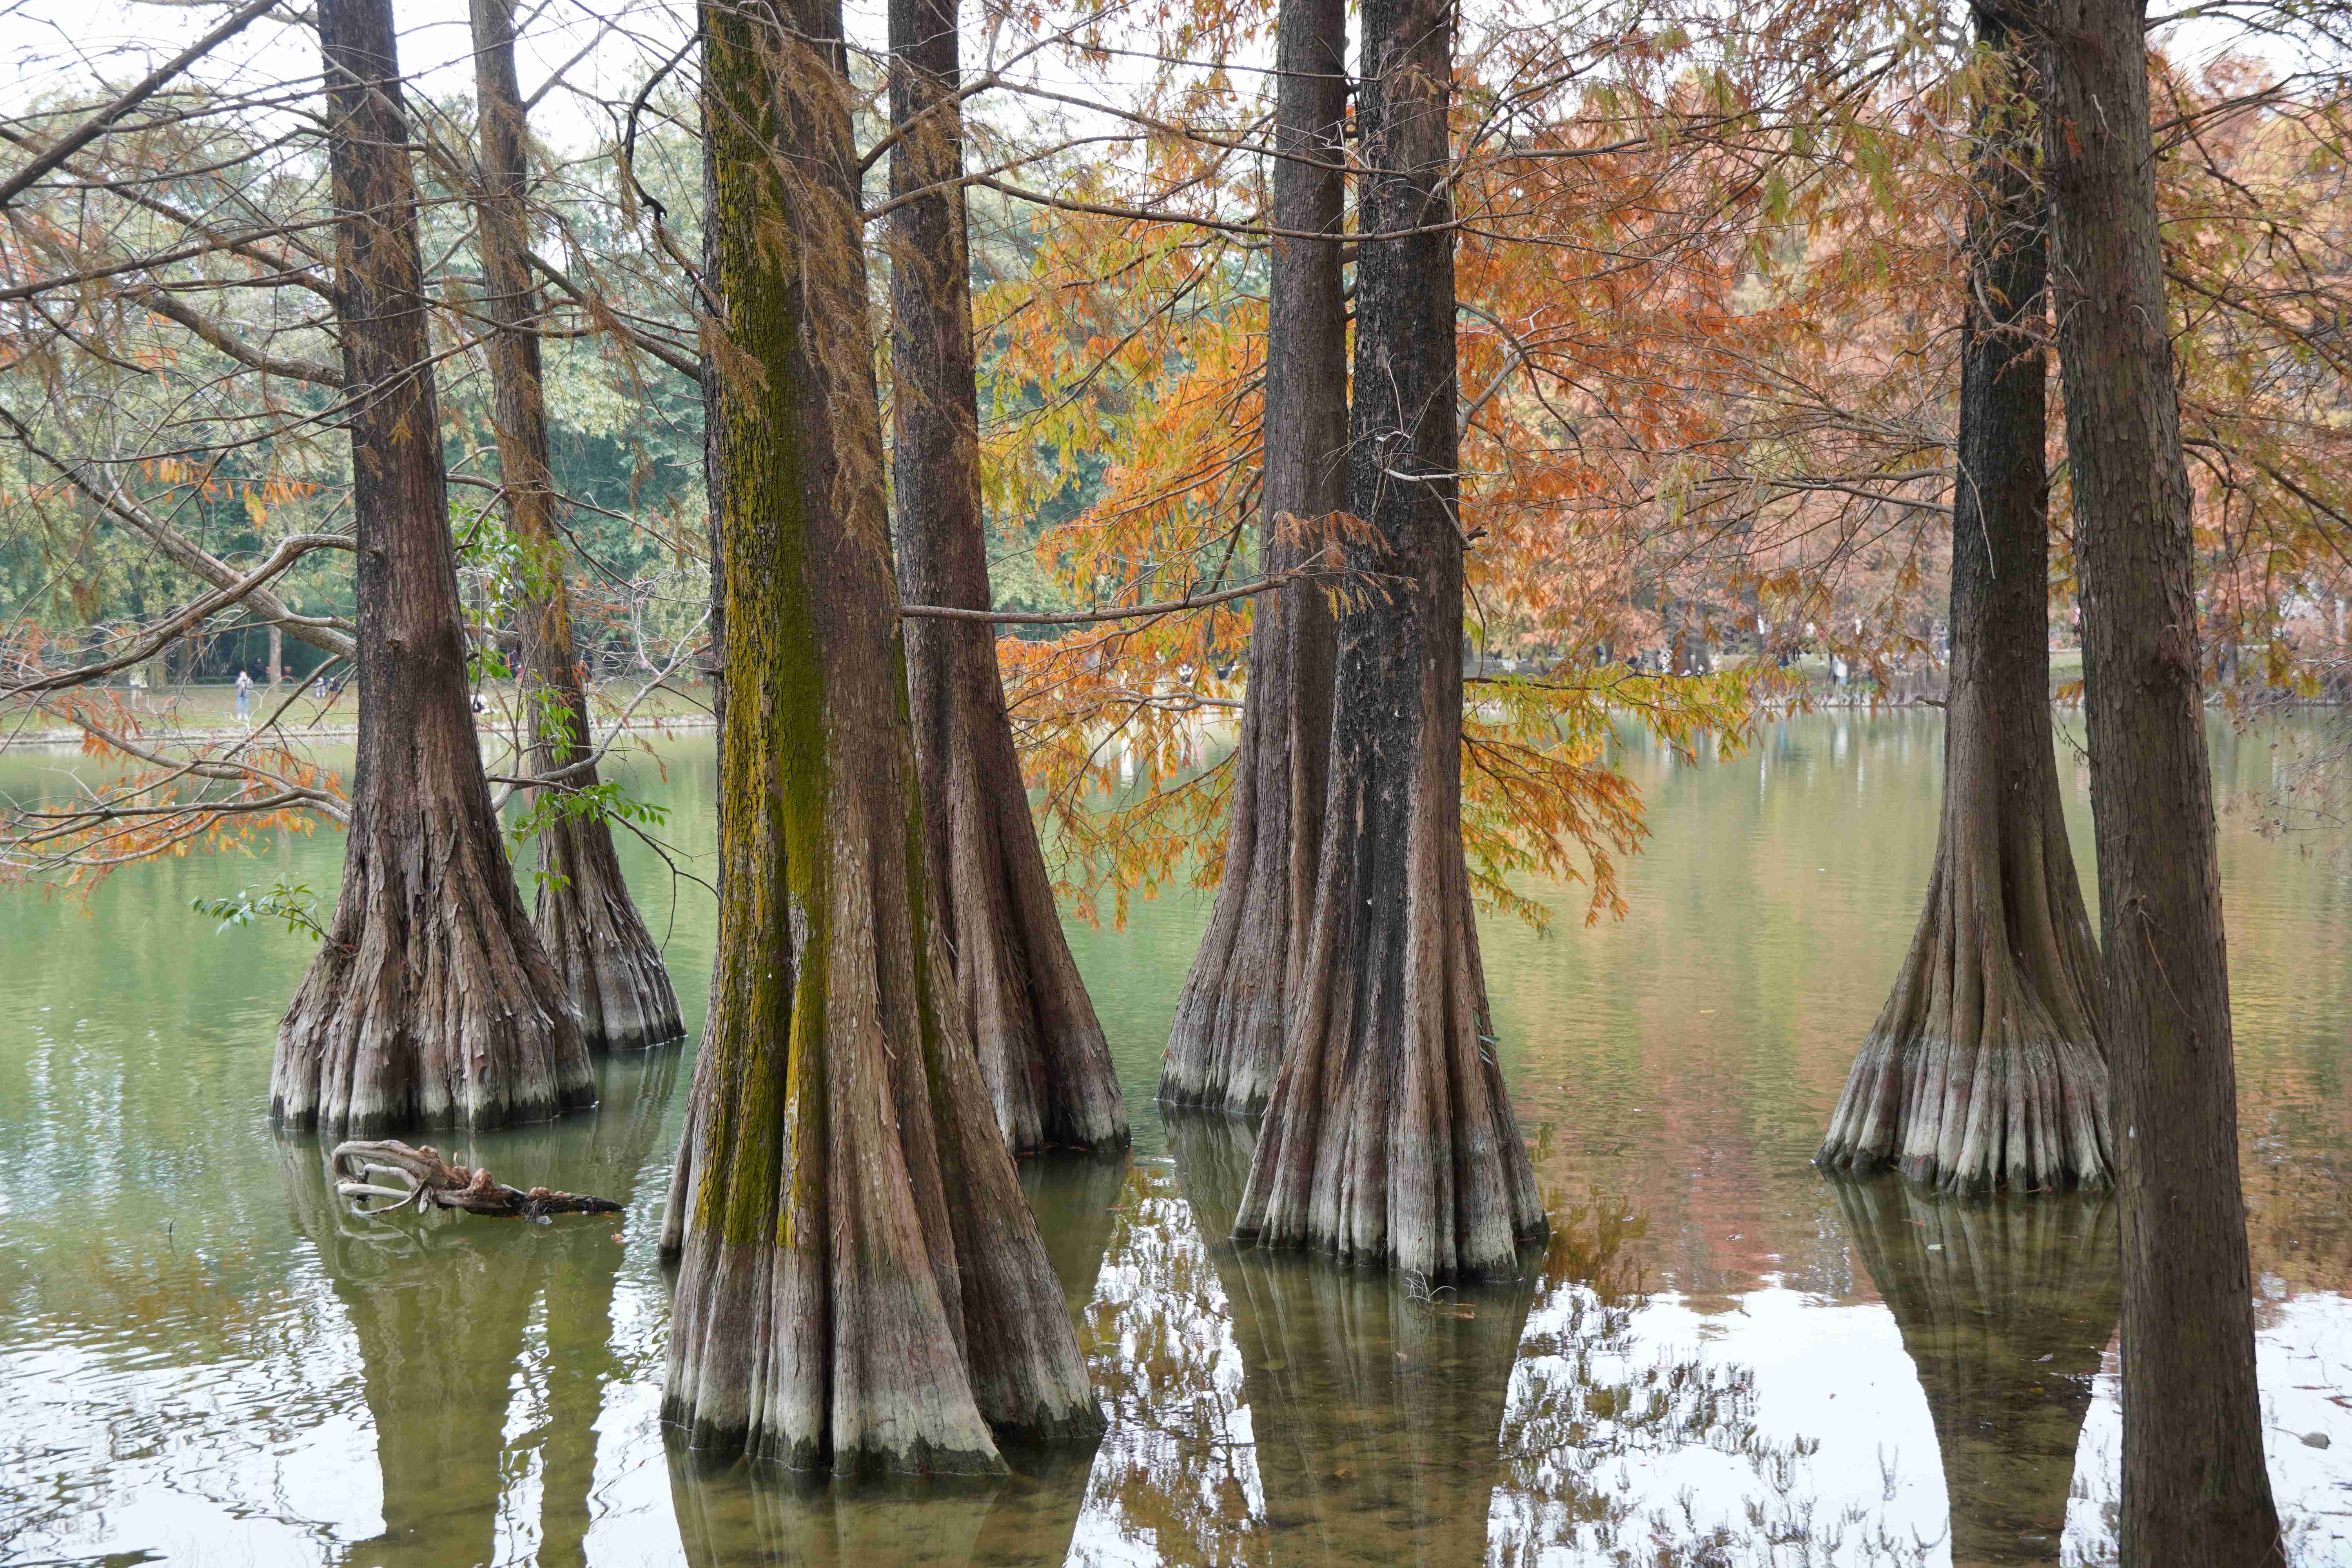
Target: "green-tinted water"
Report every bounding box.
[3,715,2348,1565]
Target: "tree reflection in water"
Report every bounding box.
[276,1046,681,1568]
[666,1452,1063,1566]
[1152,1113,1540,1565]
[1833,1178,2122,1566]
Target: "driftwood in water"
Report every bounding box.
[331,1139,622,1220]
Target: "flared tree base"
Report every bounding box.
[535,818,684,1053]
[1159,881,1290,1119]
[1234,836,1546,1281]
[1818,803,2111,1194]
[273,817,595,1135]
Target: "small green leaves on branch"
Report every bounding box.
[189,878,328,942]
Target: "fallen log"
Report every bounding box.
[329,1139,622,1222]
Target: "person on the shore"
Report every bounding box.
[234,668,252,726]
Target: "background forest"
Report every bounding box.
[5,0,2347,918]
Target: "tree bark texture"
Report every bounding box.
[1232,0,1546,1281]
[1819,14,2112,1193]
[660,0,1100,1474]
[272,0,593,1134]
[2041,0,2285,1555]
[467,0,683,1054]
[1158,0,1347,1118]
[1833,1178,2121,1565]
[886,0,1127,1153]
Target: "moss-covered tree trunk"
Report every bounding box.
[1818,11,2111,1192]
[659,0,1100,1473]
[272,0,593,1134]
[886,0,1126,1153]
[1833,1178,2120,1564]
[467,0,683,1054]
[1157,0,1347,1118]
[1231,0,1546,1281]
[2042,0,2285,1553]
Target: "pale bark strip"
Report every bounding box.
[660,0,1098,1474]
[887,0,1125,1152]
[1159,0,1346,1118]
[468,0,683,1053]
[1231,0,1545,1282]
[270,0,592,1136]
[1818,11,2110,1194]
[2043,0,2285,1550]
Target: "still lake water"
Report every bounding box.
[4,714,2352,1566]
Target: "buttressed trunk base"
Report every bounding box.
[272,0,592,1136]
[661,0,1099,1474]
[1230,0,1546,1282]
[887,0,1125,1152]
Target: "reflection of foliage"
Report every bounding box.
[1492,1193,1935,1566]
[1071,1156,1269,1566]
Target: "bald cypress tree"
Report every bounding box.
[1819,6,2111,1192]
[1158,0,1347,1118]
[886,0,1126,1154]
[2042,0,2283,1551]
[272,0,592,1133]
[658,0,1099,1472]
[1232,0,1545,1280]
[467,0,682,1054]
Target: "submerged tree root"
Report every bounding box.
[330,1139,622,1221]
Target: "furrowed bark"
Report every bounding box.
[1819,12,2111,1194]
[660,0,1099,1474]
[1232,0,1546,1281]
[1158,0,1346,1118]
[887,0,1126,1153]
[2042,0,2285,1554]
[1833,1178,2121,1564]
[271,0,593,1136]
[468,0,684,1054]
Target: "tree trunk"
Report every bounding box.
[1833,1178,2121,1566]
[1232,0,1546,1281]
[659,0,1099,1474]
[268,622,281,688]
[468,0,683,1054]
[1818,12,2111,1193]
[1157,0,1346,1118]
[886,0,1126,1153]
[271,0,593,1134]
[2041,0,2285,1555]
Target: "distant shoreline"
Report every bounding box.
[0,711,719,753]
